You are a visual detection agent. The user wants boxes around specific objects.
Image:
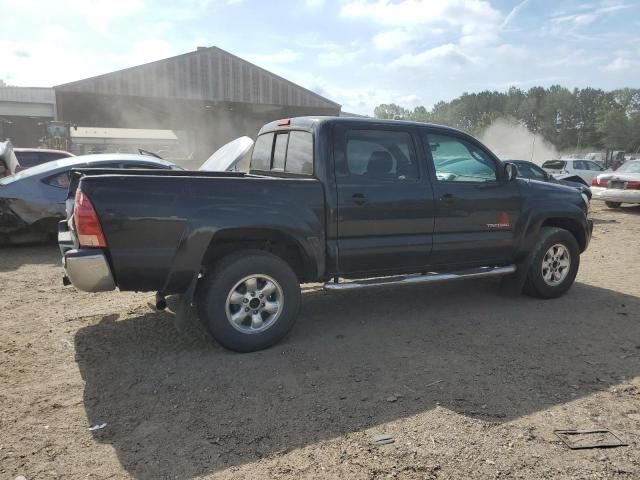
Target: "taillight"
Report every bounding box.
[74,190,106,247]
[592,177,608,187]
[626,181,640,190]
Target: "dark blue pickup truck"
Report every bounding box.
[59,117,593,352]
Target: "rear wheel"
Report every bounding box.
[605,201,622,209]
[523,227,580,299]
[196,250,301,352]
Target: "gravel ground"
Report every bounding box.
[1,203,639,479]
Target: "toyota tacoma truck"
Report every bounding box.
[59,117,593,352]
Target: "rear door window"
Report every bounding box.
[337,129,419,182]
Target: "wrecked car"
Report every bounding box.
[542,159,604,186]
[0,153,180,244]
[0,141,73,178]
[60,117,592,353]
[508,160,592,199]
[198,136,254,172]
[14,147,74,170]
[591,160,640,208]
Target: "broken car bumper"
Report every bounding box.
[591,186,640,204]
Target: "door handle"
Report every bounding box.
[352,193,366,205]
[441,193,455,203]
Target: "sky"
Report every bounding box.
[0,0,638,115]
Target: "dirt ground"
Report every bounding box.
[1,203,639,480]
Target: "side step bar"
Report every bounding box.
[323,265,516,291]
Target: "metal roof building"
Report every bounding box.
[56,47,338,110]
[0,87,57,147]
[53,46,341,166]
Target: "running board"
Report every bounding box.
[323,265,516,291]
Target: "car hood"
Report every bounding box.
[199,136,254,172]
[525,178,579,193]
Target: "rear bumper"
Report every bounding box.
[591,186,640,204]
[63,248,115,292]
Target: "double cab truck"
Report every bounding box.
[59,117,593,352]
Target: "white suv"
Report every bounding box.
[542,159,604,185]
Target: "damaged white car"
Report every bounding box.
[591,160,640,208]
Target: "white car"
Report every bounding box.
[591,160,640,208]
[542,159,604,185]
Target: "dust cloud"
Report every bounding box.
[479,118,559,165]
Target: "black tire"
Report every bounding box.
[523,227,580,299]
[605,201,622,209]
[196,250,301,352]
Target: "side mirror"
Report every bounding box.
[504,162,518,181]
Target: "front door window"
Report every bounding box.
[427,134,497,183]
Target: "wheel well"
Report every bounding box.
[541,218,586,252]
[201,229,315,282]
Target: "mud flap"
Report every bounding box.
[173,274,199,334]
[499,250,534,296]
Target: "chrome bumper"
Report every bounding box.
[591,186,640,204]
[63,249,115,292]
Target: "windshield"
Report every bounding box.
[616,161,640,174]
[515,162,547,179]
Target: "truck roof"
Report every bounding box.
[259,116,466,136]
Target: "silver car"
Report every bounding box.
[591,160,640,208]
[0,153,181,244]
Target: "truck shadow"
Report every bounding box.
[74,280,640,479]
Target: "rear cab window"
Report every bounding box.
[542,160,566,170]
[250,130,313,175]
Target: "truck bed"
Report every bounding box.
[71,170,326,293]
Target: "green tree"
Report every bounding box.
[373,86,640,153]
[373,103,410,120]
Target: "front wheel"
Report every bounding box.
[196,250,301,352]
[605,201,622,209]
[523,227,580,299]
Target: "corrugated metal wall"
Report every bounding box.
[55,47,339,110]
[0,87,55,104]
